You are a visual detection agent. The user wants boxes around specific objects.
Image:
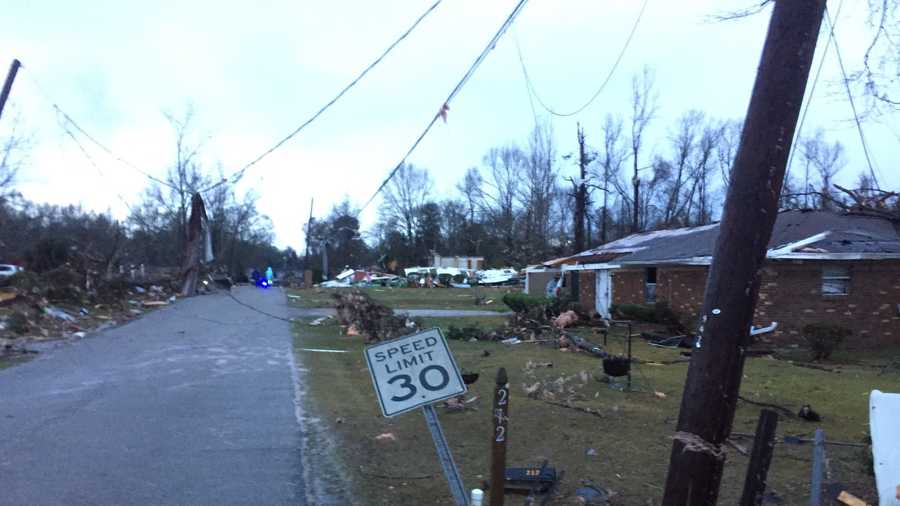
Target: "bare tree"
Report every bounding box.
[662,110,703,226]
[801,129,846,209]
[520,121,558,258]
[379,163,432,243]
[0,113,29,206]
[594,114,628,243]
[629,66,658,232]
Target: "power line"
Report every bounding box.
[359,0,532,214]
[207,0,445,192]
[22,68,181,192]
[825,5,881,188]
[786,0,843,182]
[515,0,649,118]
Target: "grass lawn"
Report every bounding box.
[293,317,896,505]
[287,286,516,312]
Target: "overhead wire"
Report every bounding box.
[514,0,650,118]
[21,68,180,192]
[359,0,532,214]
[785,0,843,186]
[824,5,882,188]
[206,0,446,192]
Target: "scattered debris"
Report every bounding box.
[374,432,398,443]
[553,310,579,329]
[574,483,612,505]
[798,404,822,422]
[43,306,75,322]
[308,316,333,326]
[836,491,868,506]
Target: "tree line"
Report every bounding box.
[307,67,879,276]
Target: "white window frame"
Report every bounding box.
[821,265,850,296]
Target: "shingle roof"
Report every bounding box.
[567,210,900,265]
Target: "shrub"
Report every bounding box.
[502,293,550,314]
[611,303,656,322]
[24,238,71,273]
[7,311,30,335]
[611,302,686,333]
[803,323,851,360]
[446,324,485,341]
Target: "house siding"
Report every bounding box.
[602,260,900,347]
[526,271,558,297]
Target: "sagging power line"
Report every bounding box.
[515,0,650,118]
[825,5,882,189]
[359,0,532,214]
[207,0,446,192]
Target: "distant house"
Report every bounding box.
[526,210,900,346]
[431,254,484,271]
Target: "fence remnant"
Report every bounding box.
[739,409,779,506]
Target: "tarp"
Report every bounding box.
[870,390,900,506]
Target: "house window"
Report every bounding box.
[645,267,657,303]
[822,266,850,296]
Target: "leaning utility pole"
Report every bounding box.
[0,59,22,122]
[661,2,826,505]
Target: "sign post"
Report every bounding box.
[365,328,469,505]
[490,368,509,506]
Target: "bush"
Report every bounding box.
[502,293,550,314]
[24,238,71,273]
[803,323,851,360]
[7,311,30,335]
[611,302,686,333]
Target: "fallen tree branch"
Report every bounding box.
[737,395,795,417]
[541,399,605,418]
[358,466,436,480]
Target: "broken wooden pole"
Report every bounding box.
[0,59,21,122]
[490,367,509,506]
[180,193,207,297]
[661,1,826,504]
[739,409,779,506]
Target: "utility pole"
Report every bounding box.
[661,2,825,505]
[0,59,22,122]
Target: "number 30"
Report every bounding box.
[387,365,451,402]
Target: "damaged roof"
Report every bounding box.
[564,210,900,266]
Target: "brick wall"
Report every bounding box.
[604,260,900,348]
[657,267,708,322]
[611,269,645,306]
[577,271,596,314]
[755,260,900,348]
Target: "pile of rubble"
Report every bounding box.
[331,290,420,343]
[0,266,178,356]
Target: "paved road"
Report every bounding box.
[0,287,324,506]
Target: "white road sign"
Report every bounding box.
[365,328,467,417]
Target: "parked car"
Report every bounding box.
[0,264,23,279]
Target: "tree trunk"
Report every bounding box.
[661,2,825,504]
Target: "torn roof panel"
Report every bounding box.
[556,210,900,266]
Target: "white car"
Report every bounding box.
[0,264,23,278]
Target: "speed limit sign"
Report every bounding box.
[364,328,467,417]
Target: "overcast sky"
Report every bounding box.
[2,0,897,251]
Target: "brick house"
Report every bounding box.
[525,210,900,347]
